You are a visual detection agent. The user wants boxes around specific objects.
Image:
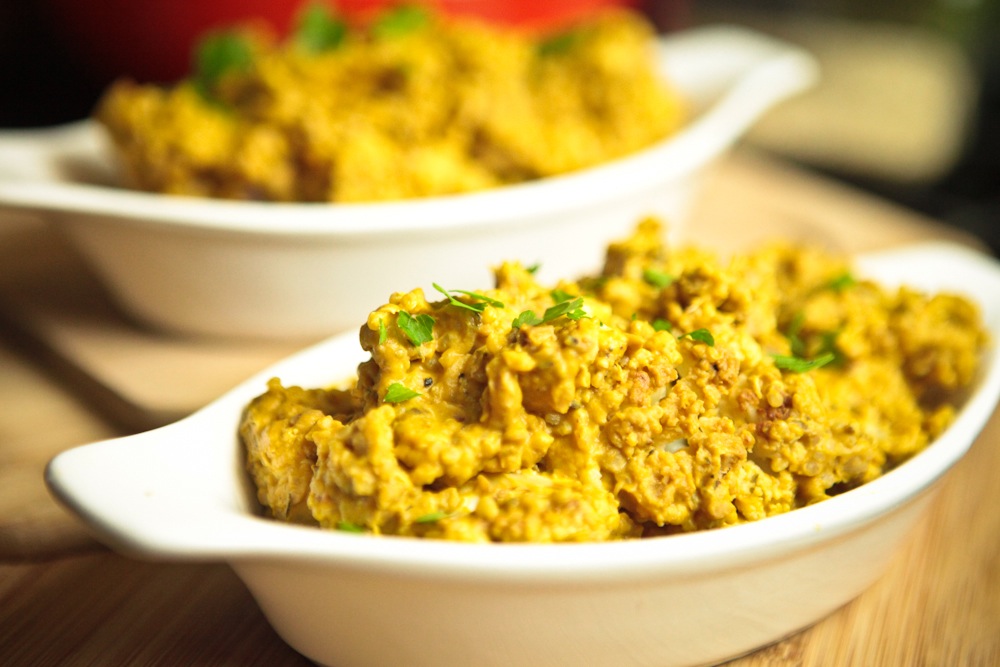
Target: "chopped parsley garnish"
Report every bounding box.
[785,311,806,357]
[397,311,435,345]
[784,314,844,365]
[513,297,588,329]
[652,318,673,332]
[818,329,842,359]
[545,297,588,321]
[822,272,857,292]
[293,2,348,53]
[642,268,674,289]
[378,319,388,344]
[371,5,430,39]
[336,521,365,533]
[414,511,450,524]
[679,328,714,346]
[512,310,542,328]
[384,382,421,403]
[193,31,255,99]
[772,352,836,373]
[433,283,504,313]
[550,288,576,304]
[537,30,581,57]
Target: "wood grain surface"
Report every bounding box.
[1,150,996,665]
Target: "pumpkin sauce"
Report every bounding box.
[96,7,684,202]
[240,219,987,541]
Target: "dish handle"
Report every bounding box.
[0,121,112,183]
[43,404,258,559]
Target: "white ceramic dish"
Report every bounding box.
[0,25,817,341]
[46,242,1000,667]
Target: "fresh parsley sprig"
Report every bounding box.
[772,352,836,373]
[293,2,348,53]
[679,328,714,346]
[384,382,421,403]
[785,312,806,357]
[371,5,430,39]
[433,283,504,313]
[537,30,582,57]
[513,297,588,329]
[550,288,576,303]
[397,311,434,345]
[193,31,255,100]
[822,271,857,292]
[783,313,844,365]
[643,268,674,289]
[511,310,541,329]
[336,521,365,533]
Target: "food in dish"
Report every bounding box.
[95,4,685,202]
[44,238,1000,667]
[240,219,987,541]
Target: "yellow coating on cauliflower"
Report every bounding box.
[96,8,685,202]
[240,218,988,541]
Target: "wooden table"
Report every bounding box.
[1,150,997,666]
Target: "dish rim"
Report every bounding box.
[44,241,1000,581]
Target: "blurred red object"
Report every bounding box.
[38,0,640,85]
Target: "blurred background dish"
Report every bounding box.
[7,0,992,254]
[89,7,687,203]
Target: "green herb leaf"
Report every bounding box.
[784,311,806,357]
[550,288,575,304]
[818,329,845,365]
[371,5,429,39]
[513,297,588,329]
[784,314,844,365]
[642,268,674,289]
[823,272,857,292]
[526,263,541,275]
[378,319,388,344]
[293,2,348,53]
[336,521,365,533]
[454,289,504,308]
[414,511,450,524]
[397,311,434,345]
[679,328,715,346]
[512,310,542,328]
[384,382,421,403]
[544,297,587,322]
[433,283,504,313]
[772,352,836,373]
[538,30,581,57]
[193,31,255,99]
[652,318,672,332]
